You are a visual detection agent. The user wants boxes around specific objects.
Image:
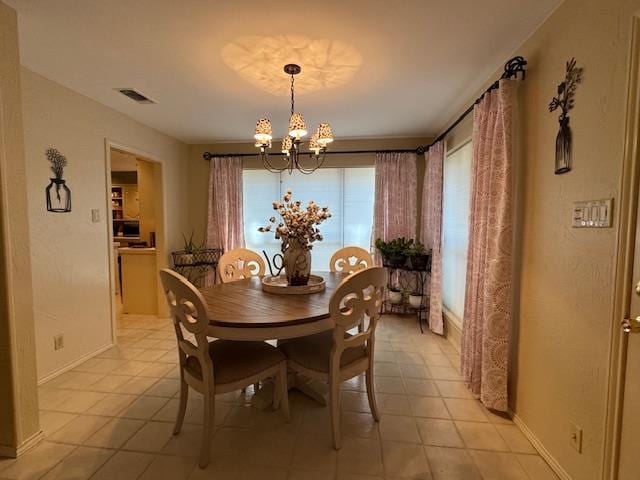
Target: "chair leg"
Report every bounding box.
[199,394,215,469]
[330,379,341,450]
[365,367,380,422]
[278,363,290,421]
[174,375,188,435]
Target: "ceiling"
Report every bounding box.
[7,0,561,143]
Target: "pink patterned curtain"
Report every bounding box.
[461,80,516,412]
[206,156,245,252]
[421,142,444,335]
[372,152,418,263]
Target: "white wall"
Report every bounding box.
[444,0,640,477]
[20,68,189,381]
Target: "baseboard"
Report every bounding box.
[0,430,44,458]
[37,342,114,385]
[443,309,462,353]
[511,412,572,480]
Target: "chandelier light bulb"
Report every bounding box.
[254,117,273,144]
[288,113,308,140]
[281,136,293,155]
[317,122,334,147]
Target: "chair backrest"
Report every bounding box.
[328,267,386,369]
[159,269,213,380]
[329,246,374,274]
[218,248,266,283]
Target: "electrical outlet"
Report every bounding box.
[569,422,583,453]
[91,209,100,223]
[53,335,64,351]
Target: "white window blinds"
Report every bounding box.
[243,167,375,271]
[442,141,472,322]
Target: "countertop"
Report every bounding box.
[118,247,156,256]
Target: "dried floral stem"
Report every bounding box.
[258,189,331,250]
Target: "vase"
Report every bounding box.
[283,239,311,286]
[555,116,572,174]
[409,294,424,309]
[45,178,71,213]
[389,290,403,305]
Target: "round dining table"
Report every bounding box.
[198,271,347,341]
[198,271,348,406]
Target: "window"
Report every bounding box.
[243,167,375,270]
[442,141,472,323]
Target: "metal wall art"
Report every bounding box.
[45,148,72,212]
[549,58,583,174]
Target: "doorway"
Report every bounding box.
[104,142,167,339]
[605,14,640,480]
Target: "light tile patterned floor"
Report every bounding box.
[0,314,559,480]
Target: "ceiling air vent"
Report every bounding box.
[115,88,156,104]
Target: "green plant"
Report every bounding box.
[182,231,201,254]
[405,241,426,256]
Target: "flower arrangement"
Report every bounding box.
[46,148,67,180]
[259,189,331,286]
[259,189,331,249]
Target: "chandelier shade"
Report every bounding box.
[288,113,307,140]
[281,136,293,154]
[254,118,273,143]
[317,122,334,146]
[254,64,334,174]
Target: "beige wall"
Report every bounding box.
[20,68,190,381]
[444,0,640,478]
[187,137,432,244]
[0,1,40,455]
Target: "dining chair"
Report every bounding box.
[279,267,385,449]
[159,268,289,468]
[218,247,266,283]
[329,246,374,274]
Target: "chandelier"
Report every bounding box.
[254,64,334,174]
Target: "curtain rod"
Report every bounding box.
[202,56,527,161]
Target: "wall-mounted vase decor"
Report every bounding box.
[549,57,583,174]
[45,148,71,212]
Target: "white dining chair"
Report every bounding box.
[159,268,289,468]
[329,246,374,274]
[218,247,266,283]
[278,267,385,449]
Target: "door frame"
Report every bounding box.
[103,139,169,343]
[603,13,640,480]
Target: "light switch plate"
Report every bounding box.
[91,209,100,223]
[572,198,613,228]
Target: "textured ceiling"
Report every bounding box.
[7,0,561,143]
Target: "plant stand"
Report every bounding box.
[381,260,431,333]
[171,248,224,287]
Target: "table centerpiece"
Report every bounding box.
[259,189,331,286]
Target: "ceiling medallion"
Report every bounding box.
[254,64,334,174]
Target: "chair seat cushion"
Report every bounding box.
[278,331,366,374]
[185,340,285,385]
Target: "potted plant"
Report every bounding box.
[389,286,403,304]
[406,241,431,271]
[176,231,200,265]
[375,237,410,268]
[409,290,425,309]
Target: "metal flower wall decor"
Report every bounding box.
[549,57,583,174]
[45,148,72,212]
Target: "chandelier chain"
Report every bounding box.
[290,74,295,117]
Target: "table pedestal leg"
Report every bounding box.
[251,372,330,410]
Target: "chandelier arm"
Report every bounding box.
[261,151,287,173]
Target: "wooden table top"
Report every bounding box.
[199,271,347,328]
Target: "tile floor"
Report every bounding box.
[0,314,559,480]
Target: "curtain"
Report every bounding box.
[461,79,516,412]
[206,155,245,257]
[372,152,418,262]
[421,141,444,335]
